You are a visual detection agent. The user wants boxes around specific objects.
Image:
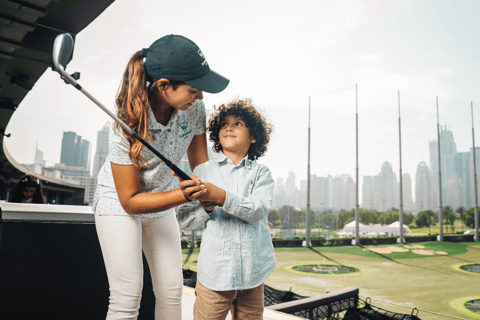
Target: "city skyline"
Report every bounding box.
[5,0,480,205]
[24,120,480,210]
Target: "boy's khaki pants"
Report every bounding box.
[194,280,264,320]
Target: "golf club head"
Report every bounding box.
[52,33,74,73]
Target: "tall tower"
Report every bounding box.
[60,132,77,166]
[429,126,458,207]
[92,122,111,177]
[415,161,435,211]
[375,162,397,211]
[403,173,414,211]
[34,140,44,166]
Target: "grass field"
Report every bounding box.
[182,241,480,320]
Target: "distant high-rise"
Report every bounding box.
[331,174,355,210]
[60,131,91,170]
[456,152,471,209]
[60,132,77,167]
[446,176,465,209]
[375,162,398,211]
[34,140,44,166]
[403,173,414,211]
[470,147,480,209]
[362,176,375,209]
[285,171,298,207]
[415,161,435,211]
[92,122,111,177]
[429,126,458,207]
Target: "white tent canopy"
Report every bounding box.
[342,220,413,236]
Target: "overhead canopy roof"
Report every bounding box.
[0,0,115,194]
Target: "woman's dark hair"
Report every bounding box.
[115,51,184,168]
[208,98,273,161]
[9,174,46,204]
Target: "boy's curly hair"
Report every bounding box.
[208,98,273,161]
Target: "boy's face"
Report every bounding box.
[219,114,256,159]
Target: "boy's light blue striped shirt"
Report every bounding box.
[177,154,276,291]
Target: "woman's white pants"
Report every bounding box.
[95,211,183,320]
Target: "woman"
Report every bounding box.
[9,174,46,204]
[93,34,229,319]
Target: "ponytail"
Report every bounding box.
[115,51,152,168]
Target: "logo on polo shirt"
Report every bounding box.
[179,121,192,139]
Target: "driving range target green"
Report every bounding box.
[453,263,480,276]
[452,297,480,319]
[286,263,365,276]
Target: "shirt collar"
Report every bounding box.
[147,104,178,131]
[214,153,252,169]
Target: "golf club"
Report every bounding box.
[52,33,191,181]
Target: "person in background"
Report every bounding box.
[9,174,46,204]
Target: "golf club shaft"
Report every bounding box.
[59,70,192,181]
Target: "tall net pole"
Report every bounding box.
[471,102,479,242]
[354,84,360,245]
[398,90,404,243]
[306,97,311,247]
[437,97,444,241]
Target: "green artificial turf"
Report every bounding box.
[182,242,480,320]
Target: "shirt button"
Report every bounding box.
[170,141,173,145]
[235,255,238,258]
[234,232,237,235]
[167,129,171,132]
[227,207,231,210]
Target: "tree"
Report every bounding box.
[464,208,475,228]
[443,206,456,233]
[337,209,355,229]
[320,211,336,228]
[456,207,466,222]
[416,210,435,234]
[268,209,279,225]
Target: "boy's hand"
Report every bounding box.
[199,182,227,206]
[172,172,207,201]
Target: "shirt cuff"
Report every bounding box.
[222,191,247,220]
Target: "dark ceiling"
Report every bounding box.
[0,0,115,196]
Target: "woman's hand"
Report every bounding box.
[172,172,208,201]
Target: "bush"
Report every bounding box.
[404,235,437,243]
[272,238,304,247]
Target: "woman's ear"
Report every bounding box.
[156,79,170,93]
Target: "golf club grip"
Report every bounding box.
[131,132,192,181]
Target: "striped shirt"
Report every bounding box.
[177,154,276,291]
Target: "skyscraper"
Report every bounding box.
[470,147,480,209]
[429,126,458,207]
[34,140,44,166]
[60,131,76,167]
[403,173,414,211]
[92,122,111,177]
[456,152,471,209]
[415,161,435,211]
[362,176,375,209]
[60,131,91,170]
[375,162,398,211]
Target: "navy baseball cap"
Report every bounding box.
[142,35,229,93]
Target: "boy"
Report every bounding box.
[177,98,276,320]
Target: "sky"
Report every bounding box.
[5,0,480,202]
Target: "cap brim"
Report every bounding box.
[185,69,230,94]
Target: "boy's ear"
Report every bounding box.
[251,137,256,143]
